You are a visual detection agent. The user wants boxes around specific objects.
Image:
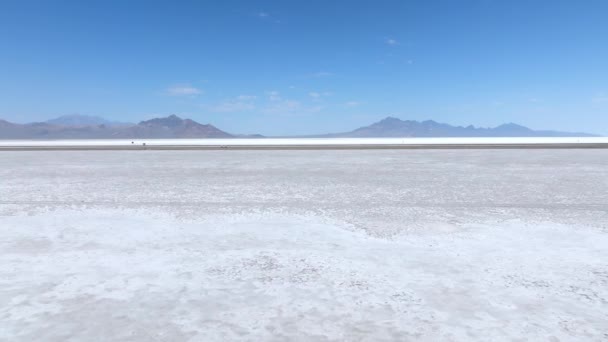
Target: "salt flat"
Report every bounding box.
[1,150,607,341]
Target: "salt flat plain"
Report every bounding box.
[1,150,607,341]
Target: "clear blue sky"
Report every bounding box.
[1,0,607,135]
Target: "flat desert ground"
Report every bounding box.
[1,150,607,341]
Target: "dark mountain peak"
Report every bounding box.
[374,117,441,127]
[140,114,185,127]
[497,122,524,128]
[371,117,413,128]
[378,116,402,124]
[131,115,233,138]
[495,122,531,131]
[139,115,220,130]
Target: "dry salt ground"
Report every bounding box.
[1,150,608,341]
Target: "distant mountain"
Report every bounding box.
[320,117,598,137]
[46,114,133,127]
[0,115,234,139]
[118,115,232,138]
[0,115,598,139]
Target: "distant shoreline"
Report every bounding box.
[2,137,608,151]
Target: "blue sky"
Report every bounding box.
[1,0,607,135]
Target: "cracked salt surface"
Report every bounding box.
[0,210,608,341]
[1,150,608,341]
[2,210,607,341]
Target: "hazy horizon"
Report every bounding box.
[3,113,601,138]
[1,0,607,136]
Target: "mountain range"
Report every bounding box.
[0,115,232,139]
[316,117,597,138]
[0,114,599,139]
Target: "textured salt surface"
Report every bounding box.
[1,150,607,341]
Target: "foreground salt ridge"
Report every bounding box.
[2,209,607,341]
